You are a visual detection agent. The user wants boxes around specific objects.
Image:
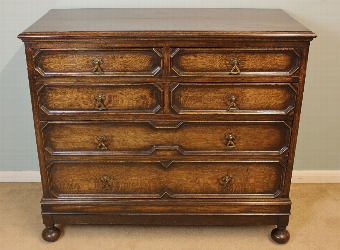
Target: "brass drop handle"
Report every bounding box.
[94,94,107,110]
[225,133,237,148]
[100,175,111,189]
[229,58,241,75]
[221,175,232,186]
[92,58,104,74]
[227,95,239,110]
[96,135,108,150]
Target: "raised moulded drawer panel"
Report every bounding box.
[170,48,300,77]
[171,83,296,115]
[33,48,163,77]
[47,160,286,199]
[38,83,163,115]
[42,121,291,156]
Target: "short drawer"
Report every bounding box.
[34,48,163,77]
[42,121,291,156]
[171,83,296,115]
[47,160,286,199]
[170,48,300,76]
[38,83,162,115]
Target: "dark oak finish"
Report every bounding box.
[18,9,313,35]
[41,226,60,242]
[34,48,163,77]
[42,121,290,156]
[171,83,296,115]
[170,48,301,76]
[18,8,316,243]
[38,82,163,114]
[271,228,291,244]
[48,161,285,198]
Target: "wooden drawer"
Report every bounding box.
[34,48,163,77]
[171,83,296,115]
[43,121,290,156]
[47,160,286,199]
[38,83,162,115]
[170,48,300,77]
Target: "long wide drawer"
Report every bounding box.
[34,48,163,77]
[42,121,291,156]
[47,160,286,199]
[171,83,296,115]
[170,48,300,76]
[38,83,162,115]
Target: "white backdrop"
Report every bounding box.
[0,0,339,171]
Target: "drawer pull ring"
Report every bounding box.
[229,58,241,75]
[92,58,104,74]
[228,95,239,110]
[94,94,107,110]
[225,133,237,148]
[100,175,111,189]
[221,175,232,186]
[96,135,108,150]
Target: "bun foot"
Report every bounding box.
[42,226,61,242]
[271,227,290,244]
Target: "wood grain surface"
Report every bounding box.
[43,121,290,155]
[18,9,315,38]
[34,48,163,77]
[171,48,300,76]
[171,83,295,115]
[18,8,315,243]
[48,161,284,198]
[39,83,162,114]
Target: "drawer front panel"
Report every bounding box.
[38,83,162,115]
[43,121,290,156]
[171,48,300,76]
[171,83,295,115]
[48,161,285,199]
[34,48,163,77]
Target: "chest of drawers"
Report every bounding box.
[18,8,316,243]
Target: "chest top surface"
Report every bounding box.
[18,8,316,40]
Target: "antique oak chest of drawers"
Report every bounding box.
[18,9,316,243]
